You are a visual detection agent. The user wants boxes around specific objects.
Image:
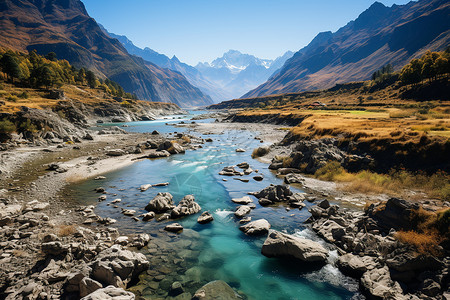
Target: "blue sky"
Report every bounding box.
[82,0,412,66]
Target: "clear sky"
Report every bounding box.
[81,0,412,66]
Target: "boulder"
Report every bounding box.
[232,196,253,204]
[239,219,270,236]
[171,195,201,218]
[106,149,126,156]
[236,162,249,169]
[284,173,304,184]
[140,184,152,192]
[253,175,264,181]
[142,212,155,221]
[235,148,246,152]
[79,278,102,297]
[90,245,149,288]
[360,266,405,300]
[81,285,135,300]
[234,206,251,218]
[367,198,420,232]
[197,211,214,224]
[41,241,69,256]
[261,230,328,263]
[145,192,174,213]
[336,253,378,278]
[164,223,183,233]
[254,185,293,205]
[192,280,241,300]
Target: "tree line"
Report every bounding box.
[400,49,450,86]
[0,49,137,99]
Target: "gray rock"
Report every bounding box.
[239,219,270,236]
[145,192,174,213]
[360,266,405,300]
[79,277,102,297]
[171,195,201,218]
[192,280,241,300]
[234,206,251,218]
[41,241,69,256]
[106,149,126,156]
[235,148,246,152]
[261,230,328,263]
[197,211,214,224]
[164,223,183,233]
[231,196,253,204]
[139,184,152,192]
[142,212,155,221]
[254,185,293,204]
[337,253,378,278]
[284,173,304,184]
[90,245,149,288]
[81,285,135,300]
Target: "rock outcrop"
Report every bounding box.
[261,230,328,263]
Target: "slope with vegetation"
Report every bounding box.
[243,0,450,98]
[0,50,182,142]
[0,0,212,107]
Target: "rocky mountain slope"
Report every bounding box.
[102,28,229,103]
[197,50,294,100]
[0,0,213,107]
[243,0,450,98]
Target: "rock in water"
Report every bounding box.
[164,223,183,233]
[239,219,270,236]
[197,211,214,224]
[171,195,201,218]
[261,230,328,263]
[234,206,251,218]
[145,192,174,213]
[140,184,152,191]
[192,280,241,300]
[231,196,253,204]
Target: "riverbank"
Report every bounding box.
[1,112,448,299]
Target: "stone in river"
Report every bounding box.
[239,219,270,236]
[197,211,214,224]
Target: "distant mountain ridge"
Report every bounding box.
[101,27,231,103]
[243,0,450,98]
[0,0,212,107]
[196,50,294,100]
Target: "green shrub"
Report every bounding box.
[0,119,16,133]
[18,119,37,132]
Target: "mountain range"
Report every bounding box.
[100,28,231,103]
[102,29,293,102]
[0,0,213,107]
[197,50,294,100]
[243,0,450,98]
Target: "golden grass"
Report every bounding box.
[251,146,270,158]
[314,161,450,200]
[395,230,442,256]
[0,82,177,114]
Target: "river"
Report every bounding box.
[68,111,360,299]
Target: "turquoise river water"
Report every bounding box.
[68,111,361,300]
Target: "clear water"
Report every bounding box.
[69,111,359,299]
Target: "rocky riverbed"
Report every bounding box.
[1,111,448,299]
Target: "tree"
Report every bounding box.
[36,65,56,89]
[77,68,86,85]
[45,52,57,61]
[0,53,22,82]
[86,70,97,88]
